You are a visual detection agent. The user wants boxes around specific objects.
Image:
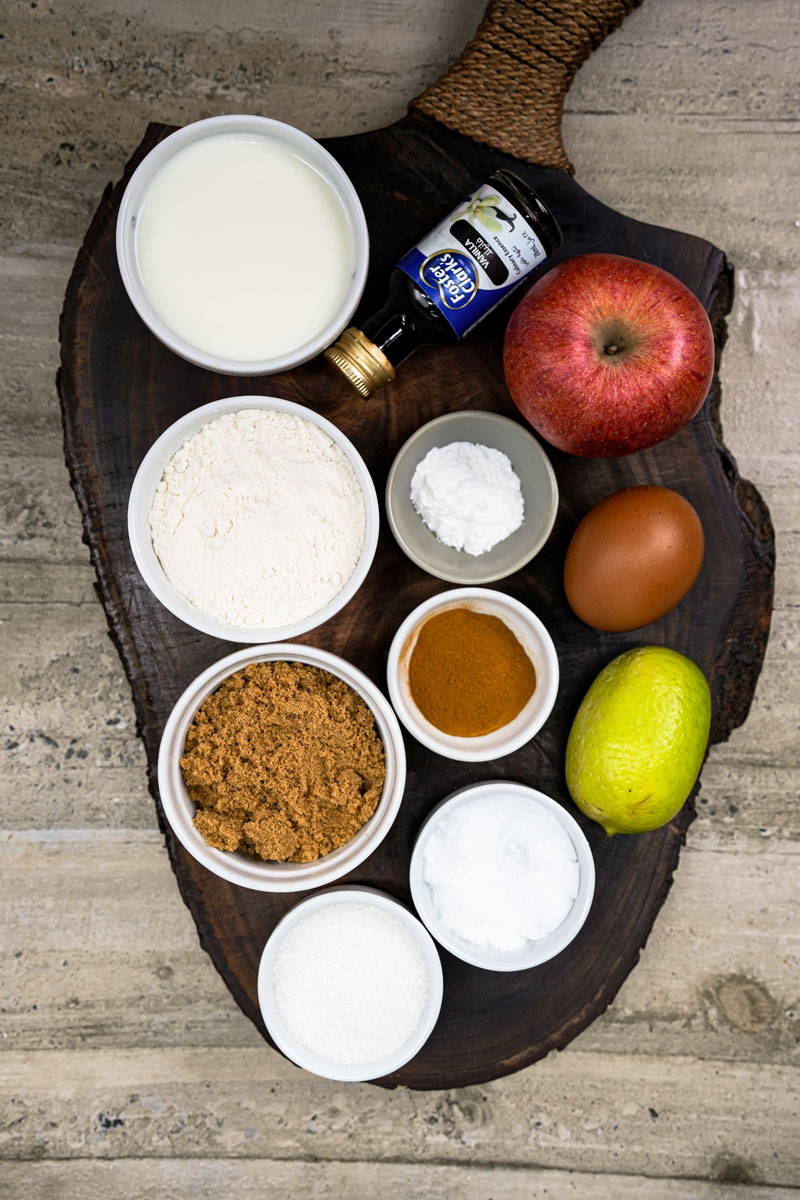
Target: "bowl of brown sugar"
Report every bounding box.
[158,644,406,891]
[387,588,559,762]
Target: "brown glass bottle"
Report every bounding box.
[325,170,561,397]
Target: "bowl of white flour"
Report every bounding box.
[128,396,379,640]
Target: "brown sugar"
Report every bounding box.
[180,661,386,863]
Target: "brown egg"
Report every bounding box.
[564,486,704,631]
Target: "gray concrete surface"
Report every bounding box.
[1,0,799,1196]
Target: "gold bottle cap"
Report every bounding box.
[324,327,396,398]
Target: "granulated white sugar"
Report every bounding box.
[422,792,579,952]
[271,902,429,1065]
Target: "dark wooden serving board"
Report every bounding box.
[58,1,774,1090]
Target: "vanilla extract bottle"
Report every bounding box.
[325,169,562,397]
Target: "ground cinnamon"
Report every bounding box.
[406,606,536,737]
[180,662,386,863]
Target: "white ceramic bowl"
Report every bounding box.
[386,588,559,762]
[257,886,443,1081]
[157,645,406,891]
[410,782,595,971]
[128,395,379,642]
[116,114,369,374]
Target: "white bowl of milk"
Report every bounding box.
[116,115,369,375]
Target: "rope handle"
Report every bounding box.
[410,0,643,172]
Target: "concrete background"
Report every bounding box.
[1,1,798,1196]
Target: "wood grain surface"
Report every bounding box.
[2,0,798,1192]
[58,104,772,1090]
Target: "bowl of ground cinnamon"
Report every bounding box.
[157,644,406,891]
[387,588,559,762]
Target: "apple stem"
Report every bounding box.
[605,344,619,355]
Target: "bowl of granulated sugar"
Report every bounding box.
[128,395,379,641]
[258,886,443,1081]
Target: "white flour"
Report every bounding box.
[410,441,524,556]
[149,409,366,627]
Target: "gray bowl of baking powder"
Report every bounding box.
[385,410,559,585]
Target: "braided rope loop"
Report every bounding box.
[410,0,643,172]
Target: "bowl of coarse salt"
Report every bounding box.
[257,887,444,1081]
[410,781,595,971]
[128,395,379,641]
[385,410,558,585]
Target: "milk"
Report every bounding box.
[134,132,356,362]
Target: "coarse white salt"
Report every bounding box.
[422,792,580,952]
[271,902,430,1065]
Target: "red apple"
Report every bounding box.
[503,253,715,457]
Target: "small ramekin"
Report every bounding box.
[157,645,406,892]
[116,114,369,375]
[386,588,559,762]
[386,410,559,585]
[257,886,443,1081]
[128,395,379,642]
[410,782,595,971]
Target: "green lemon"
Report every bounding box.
[565,646,711,836]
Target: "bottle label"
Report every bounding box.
[396,183,548,338]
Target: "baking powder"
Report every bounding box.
[410,441,523,555]
[149,409,365,627]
